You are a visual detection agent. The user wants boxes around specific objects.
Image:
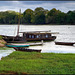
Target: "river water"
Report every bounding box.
[0,25,75,59]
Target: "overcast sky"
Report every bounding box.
[0,1,75,13]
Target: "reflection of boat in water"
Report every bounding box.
[55,41,75,46]
[13,47,41,52]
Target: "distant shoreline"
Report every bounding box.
[0,24,75,25]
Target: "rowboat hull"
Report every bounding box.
[6,44,30,47]
[55,42,74,46]
[13,47,41,52]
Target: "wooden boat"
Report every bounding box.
[2,30,57,43]
[13,47,41,52]
[6,43,30,47]
[55,42,75,46]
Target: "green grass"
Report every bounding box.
[0,52,75,74]
[0,47,13,50]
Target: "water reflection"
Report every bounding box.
[0,50,15,60]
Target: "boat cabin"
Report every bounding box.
[19,31,56,41]
[23,32,51,38]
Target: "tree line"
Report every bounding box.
[0,7,75,25]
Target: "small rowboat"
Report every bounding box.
[13,47,41,52]
[6,44,30,47]
[55,42,75,46]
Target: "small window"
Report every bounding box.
[46,34,48,38]
[29,35,31,38]
[32,35,34,38]
[36,35,39,38]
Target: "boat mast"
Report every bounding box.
[17,9,21,36]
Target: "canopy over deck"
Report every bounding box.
[19,30,59,34]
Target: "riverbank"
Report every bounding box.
[0,35,6,47]
[0,24,75,25]
[0,51,75,74]
[0,40,6,47]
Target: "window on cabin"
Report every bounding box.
[36,35,39,38]
[46,34,48,38]
[29,35,31,38]
[32,35,34,38]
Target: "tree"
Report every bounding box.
[67,11,75,24]
[0,8,75,25]
[46,8,67,24]
[31,7,45,24]
[0,11,19,24]
[56,12,67,24]
[23,9,33,24]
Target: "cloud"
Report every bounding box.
[0,1,75,13]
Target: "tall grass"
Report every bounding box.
[0,52,75,74]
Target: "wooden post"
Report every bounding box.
[17,9,21,37]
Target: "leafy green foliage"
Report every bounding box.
[0,8,75,25]
[67,11,75,24]
[22,9,33,24]
[31,7,45,24]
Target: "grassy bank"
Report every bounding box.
[0,47,13,50]
[0,51,75,74]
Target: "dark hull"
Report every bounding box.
[2,35,26,43]
[5,41,25,43]
[3,35,56,43]
[55,42,75,46]
[13,47,41,52]
[26,36,56,41]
